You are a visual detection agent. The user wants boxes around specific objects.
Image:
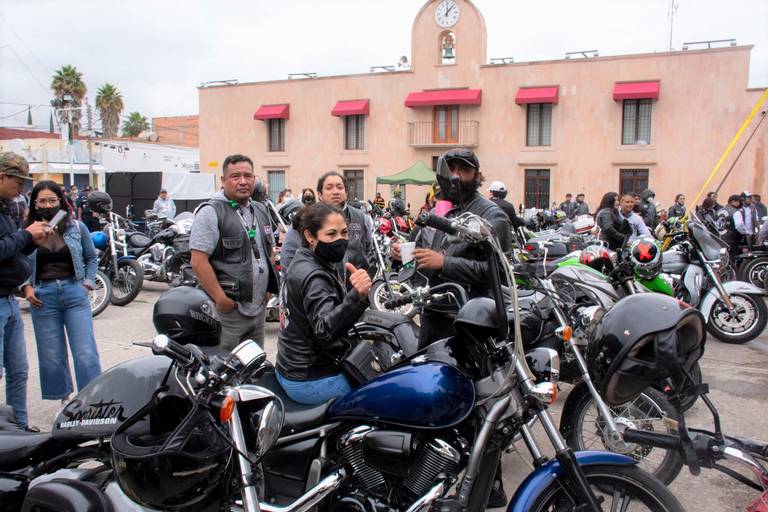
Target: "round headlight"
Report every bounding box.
[253,399,284,460]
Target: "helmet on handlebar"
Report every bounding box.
[111,391,231,510]
[628,237,662,280]
[91,231,109,250]
[153,287,221,346]
[578,245,613,274]
[587,293,706,405]
[87,191,113,214]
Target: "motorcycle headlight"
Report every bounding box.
[227,339,267,380]
[249,397,284,461]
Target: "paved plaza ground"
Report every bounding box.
[4,281,768,511]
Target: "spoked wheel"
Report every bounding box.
[109,259,144,306]
[564,387,684,485]
[89,271,111,317]
[369,279,415,316]
[739,257,768,289]
[707,293,768,344]
[529,464,684,512]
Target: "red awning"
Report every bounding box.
[332,99,369,117]
[253,104,289,120]
[405,89,482,107]
[613,82,660,101]
[515,86,559,105]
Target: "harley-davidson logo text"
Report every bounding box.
[58,399,127,428]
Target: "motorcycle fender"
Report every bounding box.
[558,381,591,439]
[116,255,137,263]
[507,451,637,512]
[682,265,705,307]
[700,280,768,318]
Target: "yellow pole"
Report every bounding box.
[662,87,768,249]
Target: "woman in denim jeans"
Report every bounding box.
[21,181,101,402]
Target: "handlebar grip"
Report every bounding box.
[415,213,456,235]
[152,335,196,369]
[622,428,682,450]
[383,293,413,309]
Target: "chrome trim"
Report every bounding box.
[405,480,448,512]
[339,425,374,446]
[259,470,346,512]
[227,404,260,512]
[275,422,342,446]
[255,399,285,460]
[232,385,276,402]
[723,446,768,483]
[429,439,461,464]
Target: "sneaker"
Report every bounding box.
[487,481,508,508]
[24,425,41,433]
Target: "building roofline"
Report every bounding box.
[197,45,755,92]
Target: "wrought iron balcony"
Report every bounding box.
[407,120,479,148]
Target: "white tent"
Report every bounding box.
[161,171,216,200]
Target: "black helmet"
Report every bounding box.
[278,198,302,225]
[111,392,231,510]
[87,191,113,214]
[251,179,268,203]
[454,297,502,343]
[587,293,706,405]
[389,197,406,216]
[153,287,221,346]
[578,245,613,274]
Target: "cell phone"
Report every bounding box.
[47,209,68,229]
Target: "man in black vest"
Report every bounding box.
[190,154,279,349]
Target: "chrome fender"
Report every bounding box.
[507,451,637,512]
[700,280,768,319]
[682,265,705,307]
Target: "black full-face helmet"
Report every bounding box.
[111,392,231,510]
[87,191,113,214]
[389,197,406,216]
[277,198,302,225]
[152,286,221,346]
[587,293,706,405]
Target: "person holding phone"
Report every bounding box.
[22,180,101,403]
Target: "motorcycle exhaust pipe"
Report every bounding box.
[405,480,448,512]
[257,470,345,512]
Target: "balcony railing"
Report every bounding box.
[407,120,479,148]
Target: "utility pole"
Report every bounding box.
[51,95,87,188]
[86,99,95,188]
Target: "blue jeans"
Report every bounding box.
[276,369,351,405]
[30,278,102,400]
[0,295,29,427]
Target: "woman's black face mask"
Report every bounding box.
[314,239,347,263]
[303,194,315,205]
[38,206,61,221]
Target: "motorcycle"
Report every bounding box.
[0,213,685,512]
[94,209,145,306]
[131,212,194,287]
[88,270,112,317]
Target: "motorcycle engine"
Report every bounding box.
[338,426,463,508]
[150,242,165,261]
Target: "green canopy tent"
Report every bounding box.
[376,161,435,185]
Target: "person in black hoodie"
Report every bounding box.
[640,189,659,229]
[596,192,631,250]
[275,202,371,405]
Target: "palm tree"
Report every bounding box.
[95,83,124,138]
[51,65,87,137]
[122,112,149,138]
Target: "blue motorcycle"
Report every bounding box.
[5,213,684,512]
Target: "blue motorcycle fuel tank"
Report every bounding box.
[328,361,475,429]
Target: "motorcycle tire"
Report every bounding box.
[528,464,684,512]
[706,292,768,344]
[738,256,768,290]
[109,259,144,306]
[563,385,685,485]
[369,278,415,316]
[90,270,111,317]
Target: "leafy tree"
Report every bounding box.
[51,65,86,136]
[95,83,124,138]
[122,111,149,137]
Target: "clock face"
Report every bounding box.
[435,0,460,28]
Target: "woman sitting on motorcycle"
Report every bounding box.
[595,191,631,250]
[275,202,372,405]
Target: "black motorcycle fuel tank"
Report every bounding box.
[52,356,173,441]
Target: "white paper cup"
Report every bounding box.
[400,242,416,264]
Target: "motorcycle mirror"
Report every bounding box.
[398,266,415,282]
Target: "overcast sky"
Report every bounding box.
[1,0,766,131]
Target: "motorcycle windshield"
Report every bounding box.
[689,220,724,261]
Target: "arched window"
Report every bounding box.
[439,31,456,64]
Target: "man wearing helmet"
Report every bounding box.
[190,154,279,350]
[487,180,525,228]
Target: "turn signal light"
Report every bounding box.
[556,326,573,342]
[529,381,557,405]
[220,396,235,422]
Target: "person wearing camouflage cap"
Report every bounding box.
[0,151,52,430]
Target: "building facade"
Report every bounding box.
[199,0,766,208]
[152,115,199,147]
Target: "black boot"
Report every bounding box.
[487,466,508,508]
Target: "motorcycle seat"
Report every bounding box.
[128,233,152,248]
[0,430,58,471]
[359,310,411,330]
[254,370,334,437]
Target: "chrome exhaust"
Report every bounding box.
[258,470,345,512]
[405,480,448,512]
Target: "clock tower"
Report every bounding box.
[410,0,487,72]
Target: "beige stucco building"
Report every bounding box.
[199,0,766,210]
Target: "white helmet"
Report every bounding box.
[488,181,507,193]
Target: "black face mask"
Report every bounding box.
[314,239,348,264]
[303,195,315,205]
[38,207,61,221]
